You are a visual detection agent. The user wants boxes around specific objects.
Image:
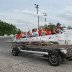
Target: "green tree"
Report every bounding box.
[0,20,21,36]
[43,24,56,31]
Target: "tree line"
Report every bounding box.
[0,20,21,36]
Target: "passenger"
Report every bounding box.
[38,27,42,36]
[46,27,52,35]
[21,32,27,38]
[16,31,22,39]
[51,28,56,34]
[38,27,47,36]
[26,30,32,38]
[32,28,39,37]
[42,28,47,36]
[20,32,23,38]
[38,27,43,36]
[56,23,60,28]
[55,23,62,34]
[56,28,62,34]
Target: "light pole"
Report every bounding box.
[34,4,39,29]
[43,13,47,25]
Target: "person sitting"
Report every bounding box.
[38,27,47,36]
[51,28,56,34]
[55,23,63,34]
[38,27,43,36]
[46,27,52,35]
[21,32,27,38]
[26,30,32,38]
[16,31,22,39]
[42,28,47,36]
[32,28,39,37]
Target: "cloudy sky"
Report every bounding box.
[0,0,72,31]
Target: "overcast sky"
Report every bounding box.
[0,0,72,31]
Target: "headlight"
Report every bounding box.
[60,48,67,54]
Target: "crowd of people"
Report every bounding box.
[16,23,63,39]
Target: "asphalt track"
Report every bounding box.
[0,37,72,72]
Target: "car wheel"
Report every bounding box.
[48,52,61,66]
[12,48,20,56]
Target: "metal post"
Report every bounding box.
[35,4,39,29]
[43,13,47,25]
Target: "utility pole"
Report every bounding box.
[34,4,39,29]
[43,13,47,25]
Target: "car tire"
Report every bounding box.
[48,51,62,66]
[12,48,20,56]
